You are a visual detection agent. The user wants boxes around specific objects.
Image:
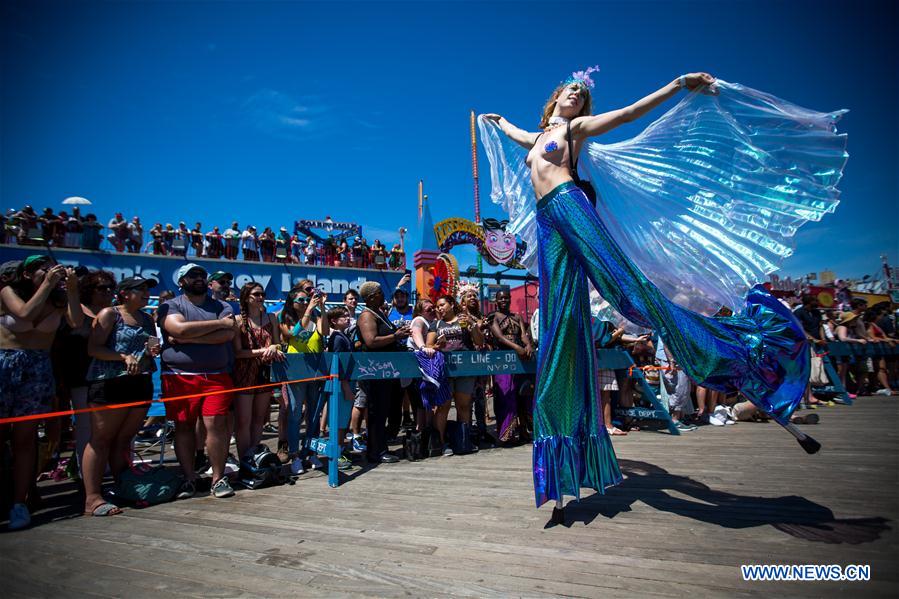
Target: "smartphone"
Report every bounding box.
[147,336,160,351]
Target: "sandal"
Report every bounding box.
[84,502,122,517]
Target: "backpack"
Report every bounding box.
[115,465,181,506]
[237,444,286,490]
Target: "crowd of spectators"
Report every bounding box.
[590,290,899,435]
[2,206,406,271]
[1,249,897,531]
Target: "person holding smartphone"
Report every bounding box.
[82,275,161,517]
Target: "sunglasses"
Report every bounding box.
[303,286,314,293]
[250,292,266,298]
[293,297,309,303]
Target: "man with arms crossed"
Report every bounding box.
[158,263,238,499]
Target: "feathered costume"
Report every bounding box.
[478,80,847,507]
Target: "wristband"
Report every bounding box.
[678,74,687,89]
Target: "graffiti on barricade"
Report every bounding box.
[446,351,520,374]
[355,359,402,380]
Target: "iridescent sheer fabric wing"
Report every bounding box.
[479,81,848,314]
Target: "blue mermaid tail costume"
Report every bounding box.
[532,182,808,506]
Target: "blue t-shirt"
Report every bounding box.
[388,306,413,329]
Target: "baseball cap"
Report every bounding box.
[117,275,159,293]
[208,271,233,283]
[22,255,52,272]
[176,263,207,281]
[0,260,21,278]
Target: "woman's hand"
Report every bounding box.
[123,354,141,375]
[422,347,436,357]
[45,264,67,287]
[146,339,162,357]
[482,113,502,122]
[262,344,285,362]
[682,72,716,91]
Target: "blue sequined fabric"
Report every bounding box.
[532,182,809,506]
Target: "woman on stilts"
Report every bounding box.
[481,68,847,523]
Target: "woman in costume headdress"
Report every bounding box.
[481,69,847,523]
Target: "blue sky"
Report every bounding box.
[2,0,896,281]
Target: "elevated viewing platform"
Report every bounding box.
[0,243,405,298]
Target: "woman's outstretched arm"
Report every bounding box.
[572,72,715,139]
[482,114,540,149]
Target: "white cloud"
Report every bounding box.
[243,89,333,140]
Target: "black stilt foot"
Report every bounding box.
[551,506,565,525]
[798,435,821,454]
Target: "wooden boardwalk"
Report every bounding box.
[2,397,897,598]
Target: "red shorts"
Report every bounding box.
[162,373,234,424]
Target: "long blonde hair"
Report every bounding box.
[539,82,593,129]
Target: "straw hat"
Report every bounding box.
[837,311,858,326]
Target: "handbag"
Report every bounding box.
[404,430,425,462]
[115,465,181,506]
[809,353,830,386]
[567,121,598,207]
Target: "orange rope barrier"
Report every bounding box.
[0,374,337,425]
[626,364,675,377]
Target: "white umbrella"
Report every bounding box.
[62,196,92,205]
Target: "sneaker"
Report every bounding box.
[351,436,367,454]
[176,480,196,500]
[308,454,324,470]
[8,503,31,531]
[715,406,736,425]
[337,454,353,471]
[674,420,698,432]
[442,444,454,457]
[211,477,235,498]
[875,388,893,396]
[378,452,400,463]
[707,413,726,426]
[262,423,278,434]
[276,441,290,464]
[290,456,306,475]
[345,431,354,441]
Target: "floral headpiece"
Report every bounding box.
[564,65,601,89]
[457,280,481,298]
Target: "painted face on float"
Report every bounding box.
[483,219,517,264]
